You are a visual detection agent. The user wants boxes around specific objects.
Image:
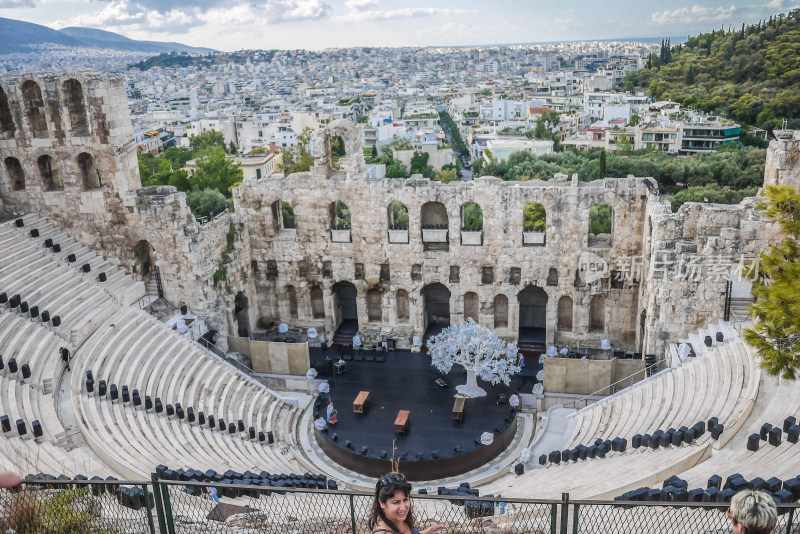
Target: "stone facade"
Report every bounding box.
[0,73,796,364]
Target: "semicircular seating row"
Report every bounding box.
[0,215,144,347]
[71,307,308,479]
[0,308,114,478]
[484,328,760,500]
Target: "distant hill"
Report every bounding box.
[58,27,216,54]
[631,9,800,129]
[0,17,216,55]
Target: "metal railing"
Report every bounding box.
[564,354,668,409]
[1,480,799,534]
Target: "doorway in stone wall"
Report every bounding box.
[518,285,547,354]
[332,281,358,345]
[422,282,451,343]
[234,292,250,338]
[133,240,160,298]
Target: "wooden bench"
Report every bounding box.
[353,391,370,414]
[394,410,410,434]
[452,397,465,421]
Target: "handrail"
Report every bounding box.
[563,354,667,409]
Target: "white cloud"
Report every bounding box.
[344,0,377,8]
[262,0,333,22]
[0,0,35,7]
[344,6,473,23]
[51,0,145,28]
[651,4,737,25]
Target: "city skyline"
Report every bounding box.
[0,0,795,51]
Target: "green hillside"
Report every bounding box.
[629,9,800,129]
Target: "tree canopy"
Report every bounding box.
[743,185,800,378]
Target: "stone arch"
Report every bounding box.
[589,202,613,247]
[421,201,449,251]
[0,85,15,139]
[332,281,358,335]
[422,282,451,337]
[38,155,61,191]
[77,152,100,190]
[272,200,295,231]
[132,240,156,278]
[21,80,48,138]
[494,294,508,328]
[62,78,89,135]
[557,295,573,332]
[310,285,325,319]
[523,202,546,245]
[329,200,351,229]
[234,291,250,337]
[518,285,547,350]
[464,291,479,322]
[367,288,382,322]
[589,295,606,332]
[4,157,24,191]
[312,120,365,176]
[388,200,409,229]
[396,289,409,323]
[461,202,483,231]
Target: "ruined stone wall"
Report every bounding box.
[765,130,800,189]
[234,122,652,350]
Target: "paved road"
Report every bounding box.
[438,109,473,181]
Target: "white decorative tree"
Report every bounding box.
[428,319,521,398]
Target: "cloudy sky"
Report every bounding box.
[0,0,796,50]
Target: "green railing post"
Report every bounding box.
[141,482,156,534]
[572,503,580,534]
[560,493,570,534]
[150,474,168,534]
[550,503,558,534]
[160,480,176,534]
[349,494,358,534]
[785,508,795,534]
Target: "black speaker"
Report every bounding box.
[19,301,28,313]
[144,395,152,410]
[25,304,39,319]
[218,418,225,431]
[82,264,91,273]
[132,390,141,406]
[789,425,800,444]
[98,273,107,282]
[237,419,245,432]
[186,407,195,422]
[715,332,724,343]
[97,380,107,397]
[51,316,61,327]
[181,305,187,315]
[514,463,525,475]
[8,358,17,373]
[67,253,76,263]
[249,426,255,439]
[166,404,174,416]
[760,423,773,440]
[40,310,49,323]
[30,229,38,238]
[207,415,215,428]
[747,433,760,451]
[121,386,130,403]
[0,415,9,432]
[16,419,25,435]
[267,431,274,444]
[176,406,184,419]
[9,295,20,308]
[109,384,118,401]
[21,364,30,380]
[44,238,53,248]
[15,218,23,227]
[258,431,265,442]
[0,293,6,304]
[32,420,42,438]
[704,335,712,347]
[198,411,205,425]
[711,424,724,440]
[85,377,94,392]
[228,423,236,434]
[52,244,60,253]
[769,427,782,446]
[707,474,722,490]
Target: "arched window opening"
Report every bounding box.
[132,240,156,278]
[518,285,548,351]
[396,289,409,323]
[0,86,15,139]
[329,200,351,229]
[523,202,546,246]
[494,294,508,328]
[461,202,483,246]
[63,79,89,135]
[464,292,479,322]
[589,202,613,247]
[423,283,451,340]
[21,80,48,138]
[547,268,558,286]
[77,152,100,190]
[421,201,449,251]
[310,285,325,319]
[332,281,358,336]
[234,292,250,338]
[38,155,61,191]
[388,201,409,229]
[557,296,573,332]
[330,135,346,170]
[4,157,24,191]
[367,288,382,322]
[281,201,296,229]
[589,295,606,332]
